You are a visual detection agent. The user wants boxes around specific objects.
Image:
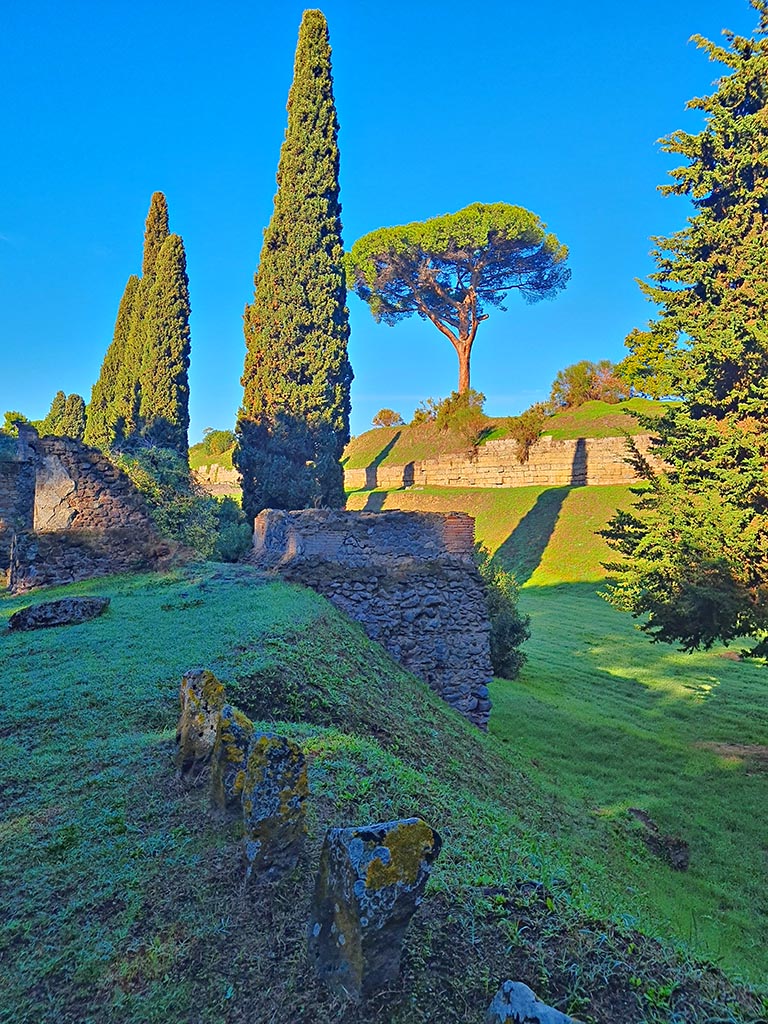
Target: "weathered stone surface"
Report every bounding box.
[8,596,110,631]
[308,817,441,1000]
[210,703,254,813]
[175,669,226,780]
[486,981,582,1023]
[248,509,493,729]
[1,426,171,593]
[344,433,666,491]
[241,733,308,881]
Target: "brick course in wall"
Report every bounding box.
[345,433,662,491]
[248,508,493,729]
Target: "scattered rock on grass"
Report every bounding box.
[628,808,690,871]
[175,669,226,781]
[8,596,110,631]
[242,732,308,882]
[210,703,254,813]
[308,817,441,1000]
[486,981,582,1023]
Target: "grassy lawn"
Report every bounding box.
[2,562,764,1021]
[347,481,768,983]
[343,400,670,472]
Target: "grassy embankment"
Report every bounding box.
[346,479,768,985]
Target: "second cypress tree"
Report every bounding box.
[235,9,353,521]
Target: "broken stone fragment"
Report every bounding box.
[175,669,226,781]
[241,733,308,882]
[486,981,582,1023]
[308,817,441,1000]
[8,596,110,631]
[210,703,254,813]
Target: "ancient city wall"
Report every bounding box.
[1,426,169,592]
[248,509,493,729]
[345,432,661,491]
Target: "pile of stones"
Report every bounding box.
[174,668,582,1020]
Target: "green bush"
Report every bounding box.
[372,408,404,427]
[411,390,488,447]
[504,401,552,463]
[475,544,530,679]
[114,446,251,560]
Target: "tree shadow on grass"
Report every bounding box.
[364,431,402,489]
[495,487,571,584]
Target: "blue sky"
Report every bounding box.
[0,0,759,441]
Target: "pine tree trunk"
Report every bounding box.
[457,340,471,393]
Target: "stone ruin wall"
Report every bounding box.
[0,426,169,593]
[247,508,493,729]
[345,432,663,491]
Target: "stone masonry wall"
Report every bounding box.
[345,432,662,491]
[248,509,493,729]
[1,426,170,593]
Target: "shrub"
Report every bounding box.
[114,445,251,560]
[475,544,530,679]
[201,428,236,455]
[411,390,488,447]
[372,408,404,428]
[550,359,630,409]
[505,402,552,463]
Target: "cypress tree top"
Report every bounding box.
[142,191,170,277]
[238,8,353,516]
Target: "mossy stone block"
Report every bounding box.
[210,703,254,813]
[175,669,226,781]
[241,732,308,881]
[308,817,441,1000]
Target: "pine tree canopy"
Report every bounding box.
[142,191,170,277]
[604,1,768,652]
[40,391,86,439]
[236,9,353,521]
[346,202,570,394]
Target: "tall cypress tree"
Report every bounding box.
[236,8,353,521]
[85,193,173,451]
[85,274,140,448]
[604,2,768,651]
[138,233,192,457]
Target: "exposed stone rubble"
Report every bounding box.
[248,509,493,729]
[486,981,583,1023]
[210,703,254,814]
[175,669,226,781]
[242,732,308,882]
[0,425,170,592]
[345,432,665,490]
[308,817,441,1000]
[8,596,110,631]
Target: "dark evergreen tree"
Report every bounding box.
[60,394,86,440]
[604,2,768,651]
[235,9,353,520]
[40,391,67,435]
[138,233,192,456]
[85,274,140,448]
[142,191,170,277]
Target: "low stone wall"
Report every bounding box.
[345,433,661,491]
[248,509,493,729]
[1,426,170,593]
[193,463,240,495]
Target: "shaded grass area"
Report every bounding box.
[491,581,768,982]
[1,564,763,1022]
[350,482,768,985]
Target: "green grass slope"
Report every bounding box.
[346,483,768,984]
[343,399,668,472]
[2,564,763,1023]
